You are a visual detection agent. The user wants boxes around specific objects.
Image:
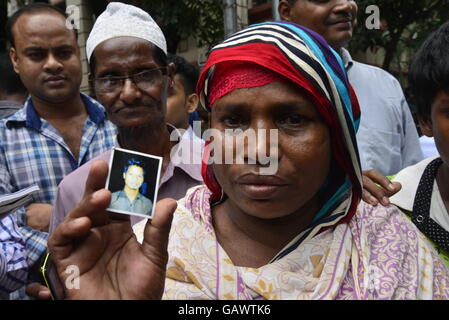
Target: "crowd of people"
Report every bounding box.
[0,0,448,300]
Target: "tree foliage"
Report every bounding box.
[350,0,449,72]
[129,0,224,54]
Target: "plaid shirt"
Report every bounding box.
[0,94,116,299]
[0,214,27,299]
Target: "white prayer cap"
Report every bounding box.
[86,2,167,62]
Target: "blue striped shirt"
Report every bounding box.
[0,214,27,299]
[0,94,116,299]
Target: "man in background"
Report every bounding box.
[1,3,116,299]
[0,52,28,118]
[279,0,423,176]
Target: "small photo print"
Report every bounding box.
[105,147,162,219]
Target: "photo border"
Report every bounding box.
[105,147,163,219]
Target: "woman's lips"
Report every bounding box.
[236,174,288,199]
[238,183,287,199]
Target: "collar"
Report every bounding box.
[389,156,440,211]
[5,93,107,130]
[116,189,146,201]
[340,48,354,71]
[163,123,204,183]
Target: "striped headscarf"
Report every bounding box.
[197,22,362,259]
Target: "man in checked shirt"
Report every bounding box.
[0,3,116,299]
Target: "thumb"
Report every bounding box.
[141,198,177,270]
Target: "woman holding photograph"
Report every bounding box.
[47,22,449,300]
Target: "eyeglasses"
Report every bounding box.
[92,67,168,94]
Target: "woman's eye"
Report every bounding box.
[222,115,244,127]
[278,114,307,126]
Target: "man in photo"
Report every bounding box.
[110,158,153,216]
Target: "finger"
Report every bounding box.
[362,174,387,205]
[83,160,110,198]
[107,211,131,222]
[83,160,129,225]
[363,170,398,195]
[362,188,379,206]
[390,181,402,194]
[141,198,177,269]
[48,189,111,261]
[26,282,52,300]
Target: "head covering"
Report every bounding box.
[86,2,167,62]
[197,21,362,260]
[208,61,287,106]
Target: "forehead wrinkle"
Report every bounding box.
[95,39,156,73]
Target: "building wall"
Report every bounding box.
[66,0,94,94]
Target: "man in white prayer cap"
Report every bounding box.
[47,2,204,233]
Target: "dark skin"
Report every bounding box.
[28,161,177,300]
[44,81,338,299]
[279,0,401,205]
[91,37,176,172]
[419,90,449,214]
[26,37,176,299]
[211,82,330,267]
[9,11,86,232]
[166,74,199,130]
[10,11,86,160]
[278,0,357,52]
[29,82,402,300]
[49,160,177,300]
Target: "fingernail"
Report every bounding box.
[382,197,390,206]
[370,196,379,206]
[72,217,86,228]
[388,184,395,191]
[92,190,101,200]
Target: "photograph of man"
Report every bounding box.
[109,156,156,217]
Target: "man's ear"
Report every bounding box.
[186,93,199,114]
[9,47,20,74]
[278,0,293,21]
[167,62,176,87]
[88,73,96,96]
[417,113,433,137]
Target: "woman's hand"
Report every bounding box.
[48,160,177,300]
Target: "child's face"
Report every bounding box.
[420,90,449,165]
[166,74,189,130]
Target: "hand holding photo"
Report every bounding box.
[105,148,162,219]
